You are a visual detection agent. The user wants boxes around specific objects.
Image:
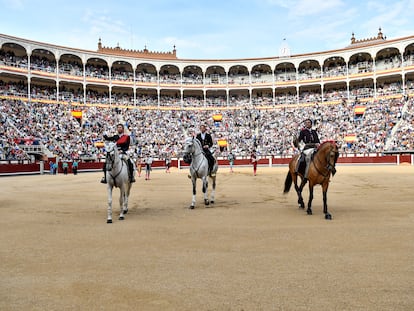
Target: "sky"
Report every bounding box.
[1,0,414,60]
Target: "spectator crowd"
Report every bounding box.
[1,95,413,163]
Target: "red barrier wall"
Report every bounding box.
[1,154,412,175]
[400,155,412,163]
[337,155,396,164]
[0,163,40,174]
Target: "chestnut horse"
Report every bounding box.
[284,141,339,220]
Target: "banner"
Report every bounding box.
[354,106,366,115]
[344,135,356,142]
[212,114,223,122]
[94,141,104,148]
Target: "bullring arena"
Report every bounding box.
[1,28,414,310]
[1,165,414,310]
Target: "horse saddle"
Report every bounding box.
[296,156,306,175]
[297,149,317,175]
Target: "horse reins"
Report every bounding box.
[313,145,337,178]
[106,150,125,185]
[189,139,206,178]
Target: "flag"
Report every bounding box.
[344,135,356,142]
[217,139,227,147]
[354,106,366,115]
[212,114,223,122]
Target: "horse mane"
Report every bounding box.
[105,141,117,151]
[193,137,202,149]
[318,140,337,150]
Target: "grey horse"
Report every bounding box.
[104,142,134,223]
[182,137,218,209]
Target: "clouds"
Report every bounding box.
[1,0,24,10]
[363,1,414,36]
[344,0,414,42]
[82,9,129,38]
[264,0,345,16]
[161,33,232,59]
[261,0,414,54]
[289,0,345,17]
[1,0,414,58]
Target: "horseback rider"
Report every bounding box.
[100,123,136,184]
[195,124,215,176]
[295,119,320,181]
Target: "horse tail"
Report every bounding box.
[283,171,292,193]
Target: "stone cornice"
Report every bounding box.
[97,38,177,60]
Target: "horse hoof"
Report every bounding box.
[189,205,194,209]
[107,219,112,224]
[204,200,210,206]
[119,216,124,220]
[210,200,214,204]
[325,214,332,220]
[307,210,312,215]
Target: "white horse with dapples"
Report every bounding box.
[104,142,134,223]
[182,137,218,209]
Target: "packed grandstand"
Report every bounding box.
[0,29,413,164]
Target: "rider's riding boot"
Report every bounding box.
[207,157,215,176]
[128,161,136,183]
[209,164,216,177]
[101,165,107,183]
[296,154,304,174]
[303,167,309,182]
[303,161,310,183]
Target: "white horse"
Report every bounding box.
[182,137,218,209]
[104,142,134,223]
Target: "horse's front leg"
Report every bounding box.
[190,178,196,209]
[107,186,113,223]
[202,177,209,206]
[124,184,131,215]
[306,184,314,215]
[209,176,216,204]
[322,183,332,220]
[119,186,128,220]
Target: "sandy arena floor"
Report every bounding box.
[1,165,414,311]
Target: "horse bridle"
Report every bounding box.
[326,147,338,175]
[314,144,338,178]
[185,138,205,177]
[106,149,116,170]
[106,148,124,181]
